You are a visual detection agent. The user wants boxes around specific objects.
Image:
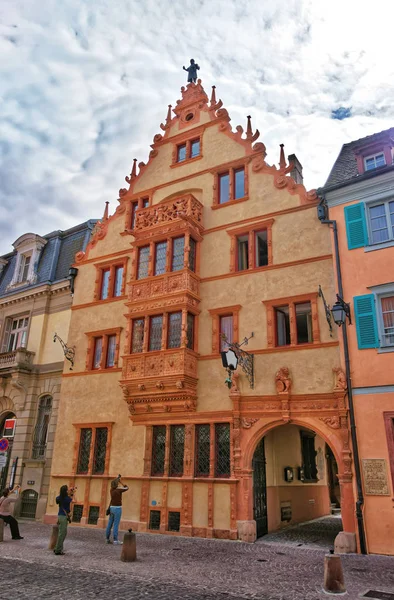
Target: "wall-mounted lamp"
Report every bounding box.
[331,294,351,326]
[68,267,79,295]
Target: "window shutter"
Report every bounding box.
[344,203,368,249]
[1,318,12,353]
[354,294,379,349]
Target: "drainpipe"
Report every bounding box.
[317,195,367,555]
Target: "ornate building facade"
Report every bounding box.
[0,221,95,519]
[45,82,359,546]
[320,128,394,555]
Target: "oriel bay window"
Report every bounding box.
[134,234,198,279]
[130,197,150,230]
[75,424,111,475]
[95,258,127,301]
[131,312,196,353]
[264,293,320,348]
[86,328,122,370]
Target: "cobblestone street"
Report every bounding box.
[0,520,393,600]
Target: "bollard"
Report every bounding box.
[0,518,3,542]
[120,528,137,562]
[48,525,59,550]
[323,552,346,594]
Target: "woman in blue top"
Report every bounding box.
[54,485,73,555]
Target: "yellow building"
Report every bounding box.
[0,221,96,518]
[46,82,359,546]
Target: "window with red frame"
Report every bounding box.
[219,167,245,204]
[131,318,144,353]
[219,315,233,351]
[137,246,150,280]
[98,263,125,300]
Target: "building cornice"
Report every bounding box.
[0,279,70,308]
[321,168,394,207]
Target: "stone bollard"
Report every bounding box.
[323,552,346,594]
[0,518,4,542]
[48,525,59,550]
[120,528,137,562]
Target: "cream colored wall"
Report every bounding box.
[122,480,142,521]
[167,482,182,508]
[213,483,230,530]
[193,483,208,527]
[85,212,132,261]
[37,310,71,364]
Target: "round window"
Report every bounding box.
[185,112,194,122]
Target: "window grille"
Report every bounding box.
[149,510,161,530]
[100,269,110,300]
[215,423,230,477]
[72,504,83,523]
[106,335,116,368]
[195,424,210,477]
[93,337,103,369]
[168,312,182,349]
[188,238,196,272]
[137,246,150,280]
[77,428,92,474]
[114,266,124,297]
[154,241,167,276]
[151,425,166,476]
[88,506,100,525]
[169,425,185,477]
[149,316,163,351]
[132,319,144,353]
[168,511,181,532]
[32,395,52,459]
[92,427,108,474]
[171,237,185,272]
[187,313,194,350]
[20,489,38,519]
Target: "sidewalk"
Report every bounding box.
[0,521,393,600]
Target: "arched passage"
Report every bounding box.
[0,407,16,491]
[237,418,355,545]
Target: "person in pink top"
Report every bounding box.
[0,485,23,540]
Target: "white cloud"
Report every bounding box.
[0,0,393,253]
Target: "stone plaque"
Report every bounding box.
[362,459,390,495]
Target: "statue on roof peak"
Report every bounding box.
[183,59,200,84]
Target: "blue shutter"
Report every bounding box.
[344,203,368,249]
[354,294,379,349]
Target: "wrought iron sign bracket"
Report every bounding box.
[222,332,255,389]
[318,285,333,337]
[53,332,75,370]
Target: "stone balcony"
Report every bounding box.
[0,348,35,373]
[120,347,198,417]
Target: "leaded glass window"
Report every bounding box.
[151,425,166,476]
[72,504,83,523]
[93,337,103,369]
[149,316,163,351]
[188,238,196,272]
[100,269,110,300]
[168,511,180,531]
[195,424,210,477]
[187,313,194,350]
[154,241,167,276]
[114,266,124,297]
[169,425,185,476]
[171,237,184,272]
[92,427,108,474]
[137,246,150,280]
[132,319,144,353]
[149,510,161,530]
[215,423,230,477]
[168,312,182,349]
[77,428,92,474]
[106,335,116,367]
[32,395,52,459]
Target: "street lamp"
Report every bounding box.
[221,349,238,389]
[331,294,351,327]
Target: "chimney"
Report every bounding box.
[288,154,303,184]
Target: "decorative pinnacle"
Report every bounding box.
[131,158,137,178]
[279,144,287,170]
[246,115,253,140]
[166,104,172,125]
[103,201,109,221]
[210,86,217,106]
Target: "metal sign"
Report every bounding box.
[0,438,9,451]
[0,453,7,468]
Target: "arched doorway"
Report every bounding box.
[0,411,16,491]
[251,423,342,545]
[20,489,38,519]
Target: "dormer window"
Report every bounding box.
[7,233,47,289]
[19,254,31,282]
[365,153,386,171]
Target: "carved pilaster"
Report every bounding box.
[143,426,153,476]
[207,482,214,537]
[140,480,150,525]
[180,482,193,536]
[184,423,193,477]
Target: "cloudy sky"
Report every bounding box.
[0,0,393,254]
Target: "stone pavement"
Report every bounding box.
[0,520,393,600]
[260,515,343,549]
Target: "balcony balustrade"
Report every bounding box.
[0,348,35,372]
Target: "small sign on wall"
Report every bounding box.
[362,459,390,495]
[27,480,35,486]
